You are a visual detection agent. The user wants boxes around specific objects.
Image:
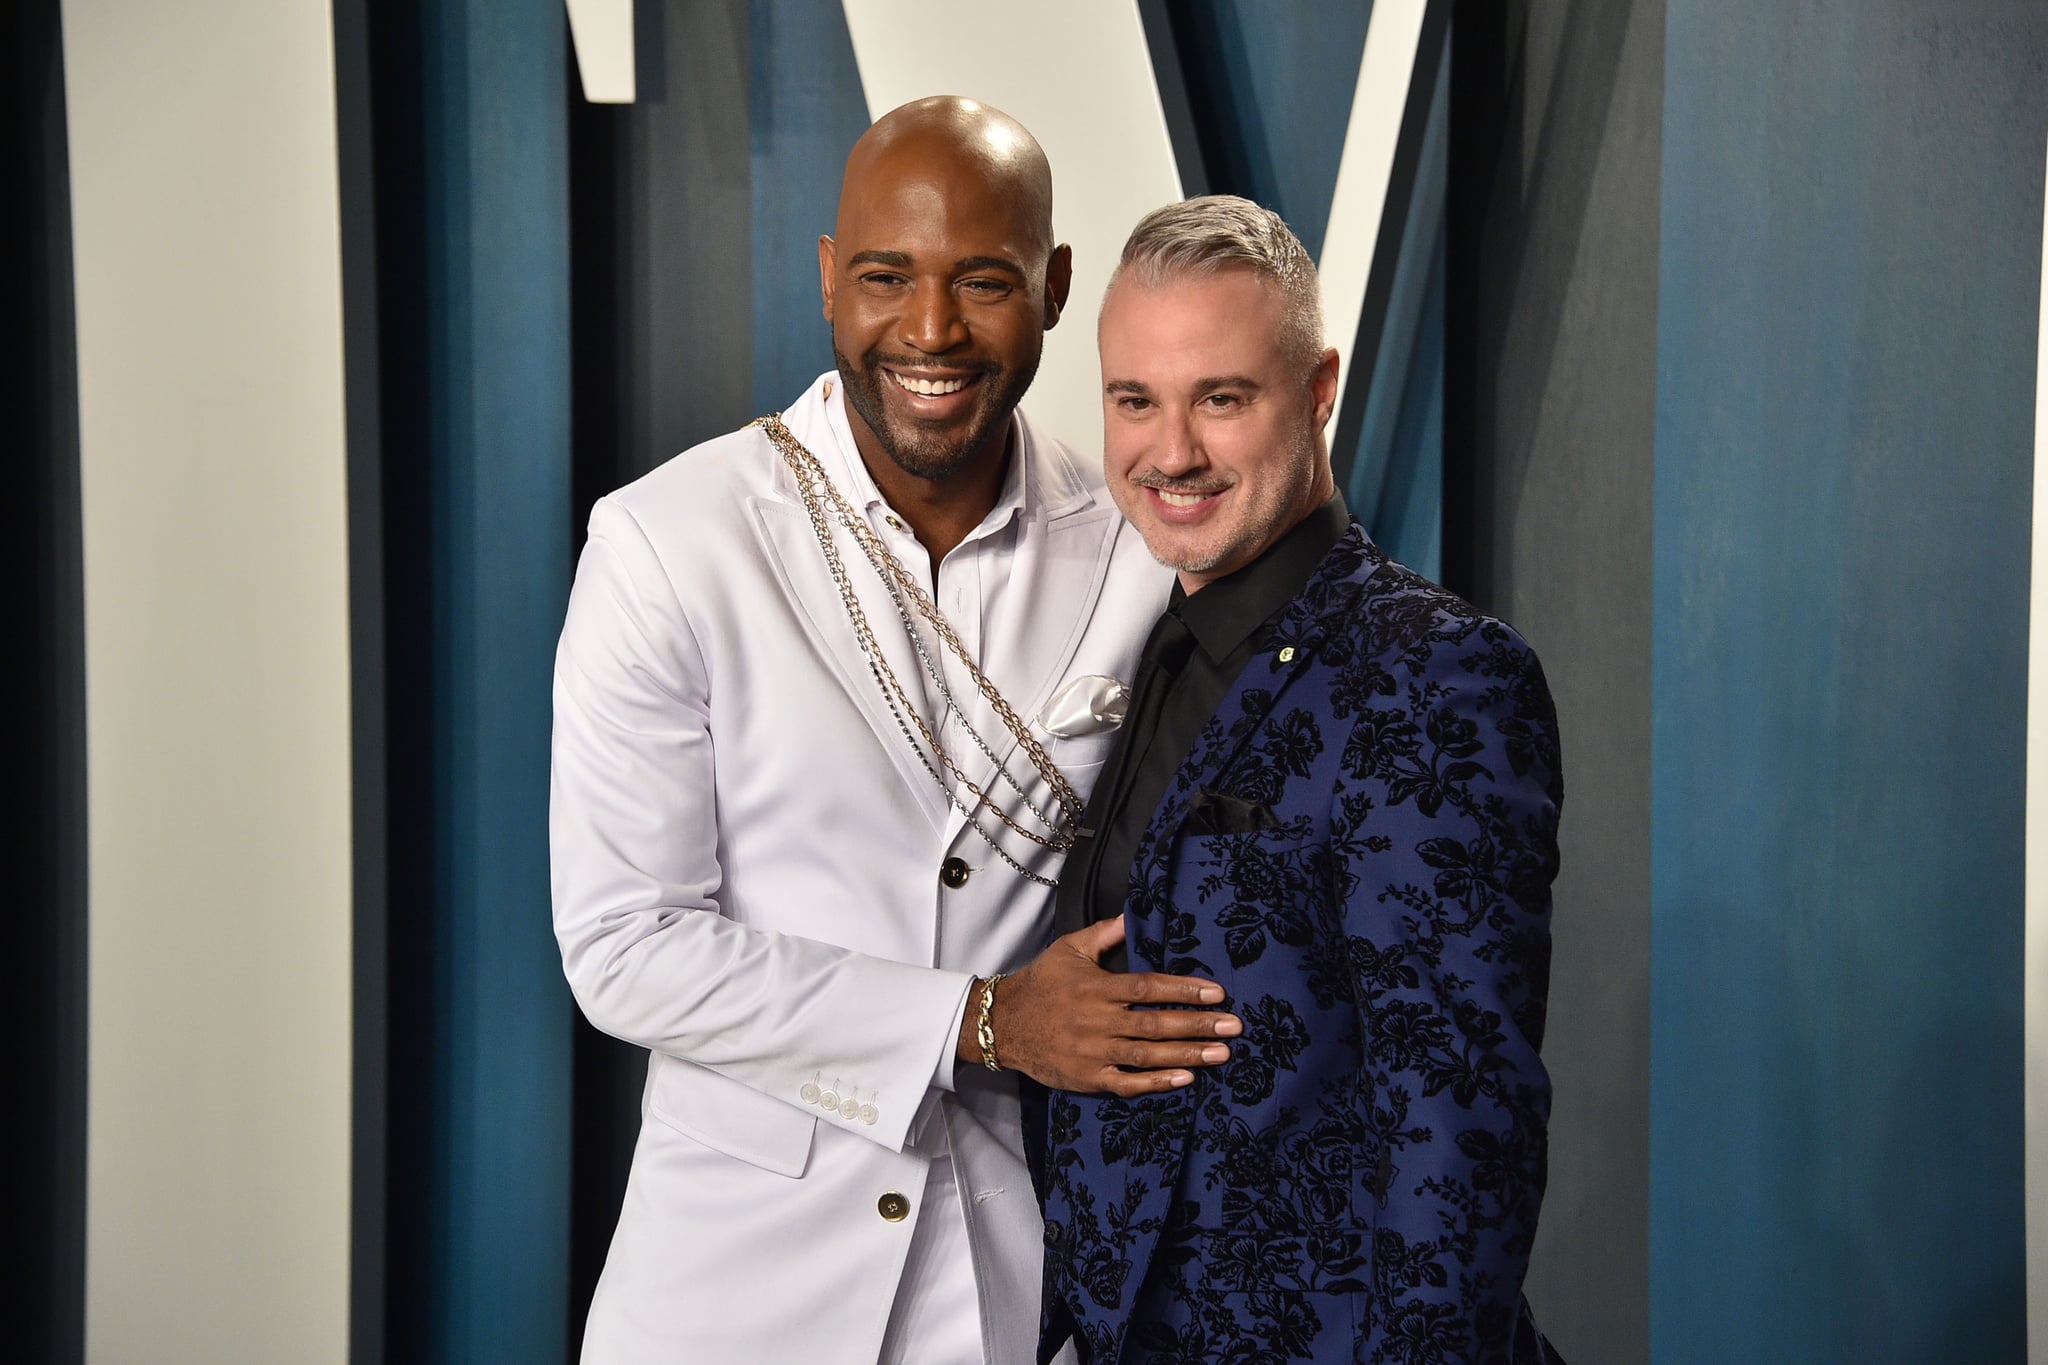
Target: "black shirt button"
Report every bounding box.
[939,857,970,890]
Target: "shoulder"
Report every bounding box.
[1311,533,1559,769]
[604,422,776,533]
[580,420,794,591]
[1340,537,1546,685]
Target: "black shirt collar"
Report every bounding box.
[1170,493,1351,661]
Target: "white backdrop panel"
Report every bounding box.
[62,0,355,1359]
[839,0,1185,456]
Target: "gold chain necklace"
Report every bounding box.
[756,413,1081,885]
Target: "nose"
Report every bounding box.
[1150,410,1202,476]
[900,280,967,355]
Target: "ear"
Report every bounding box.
[818,235,838,321]
[1311,347,1340,429]
[1042,243,1074,330]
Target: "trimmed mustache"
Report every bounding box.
[1132,474,1231,496]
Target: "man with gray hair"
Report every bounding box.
[1035,195,1566,1363]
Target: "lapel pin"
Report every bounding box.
[1277,646,1296,663]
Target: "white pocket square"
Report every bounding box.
[1037,674,1133,738]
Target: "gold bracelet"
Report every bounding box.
[976,972,1007,1072]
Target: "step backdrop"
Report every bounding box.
[22,1,2048,1361]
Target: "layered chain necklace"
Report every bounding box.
[755,412,1082,886]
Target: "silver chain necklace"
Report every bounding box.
[756,413,1080,886]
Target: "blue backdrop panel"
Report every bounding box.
[1165,0,1373,259]
[1651,5,2046,1360]
[1160,0,1442,576]
[749,0,868,414]
[422,1,575,1356]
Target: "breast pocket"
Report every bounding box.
[1043,730,1119,802]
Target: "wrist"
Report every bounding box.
[975,972,1008,1072]
[955,977,984,1065]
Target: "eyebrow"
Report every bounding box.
[845,250,1026,279]
[953,255,1026,278]
[1103,375,1265,396]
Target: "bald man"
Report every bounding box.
[551,98,1241,1364]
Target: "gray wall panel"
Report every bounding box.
[1459,3,1661,1360]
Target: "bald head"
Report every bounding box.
[836,96,1054,258]
[818,97,1071,497]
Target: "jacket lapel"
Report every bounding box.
[1125,525,1384,965]
[750,381,953,833]
[939,427,1122,851]
[1087,525,1386,1343]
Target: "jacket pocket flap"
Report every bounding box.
[648,1054,817,1178]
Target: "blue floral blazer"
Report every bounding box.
[1038,525,1564,1365]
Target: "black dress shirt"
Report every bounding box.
[1053,494,1350,970]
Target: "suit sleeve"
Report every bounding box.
[1342,613,1562,1361]
[550,496,973,1155]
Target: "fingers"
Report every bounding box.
[1087,1042,1227,1097]
[1118,1040,1232,1070]
[1063,915,1128,962]
[1118,969,1229,1009]
[1098,1067,1197,1097]
[1058,919,1231,1011]
[1122,1007,1241,1041]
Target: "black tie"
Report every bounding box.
[1101,608,1196,825]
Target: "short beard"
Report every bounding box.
[833,345,1037,481]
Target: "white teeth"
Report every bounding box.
[1157,490,1211,508]
[889,371,969,397]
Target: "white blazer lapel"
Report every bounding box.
[750,387,953,835]
[941,434,1124,850]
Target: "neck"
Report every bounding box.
[848,418,1014,571]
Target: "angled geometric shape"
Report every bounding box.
[566,0,635,103]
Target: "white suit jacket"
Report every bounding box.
[552,374,1168,1363]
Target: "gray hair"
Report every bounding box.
[1107,195,1325,377]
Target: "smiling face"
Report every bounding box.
[819,120,1070,486]
[1099,267,1339,592]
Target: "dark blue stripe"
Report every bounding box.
[1161,0,1443,574]
[1159,0,1375,259]
[421,1,574,1357]
[1651,5,2045,1358]
[748,0,868,414]
[8,0,86,1358]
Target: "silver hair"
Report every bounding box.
[1106,194,1325,376]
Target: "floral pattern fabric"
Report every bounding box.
[1039,526,1565,1365]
